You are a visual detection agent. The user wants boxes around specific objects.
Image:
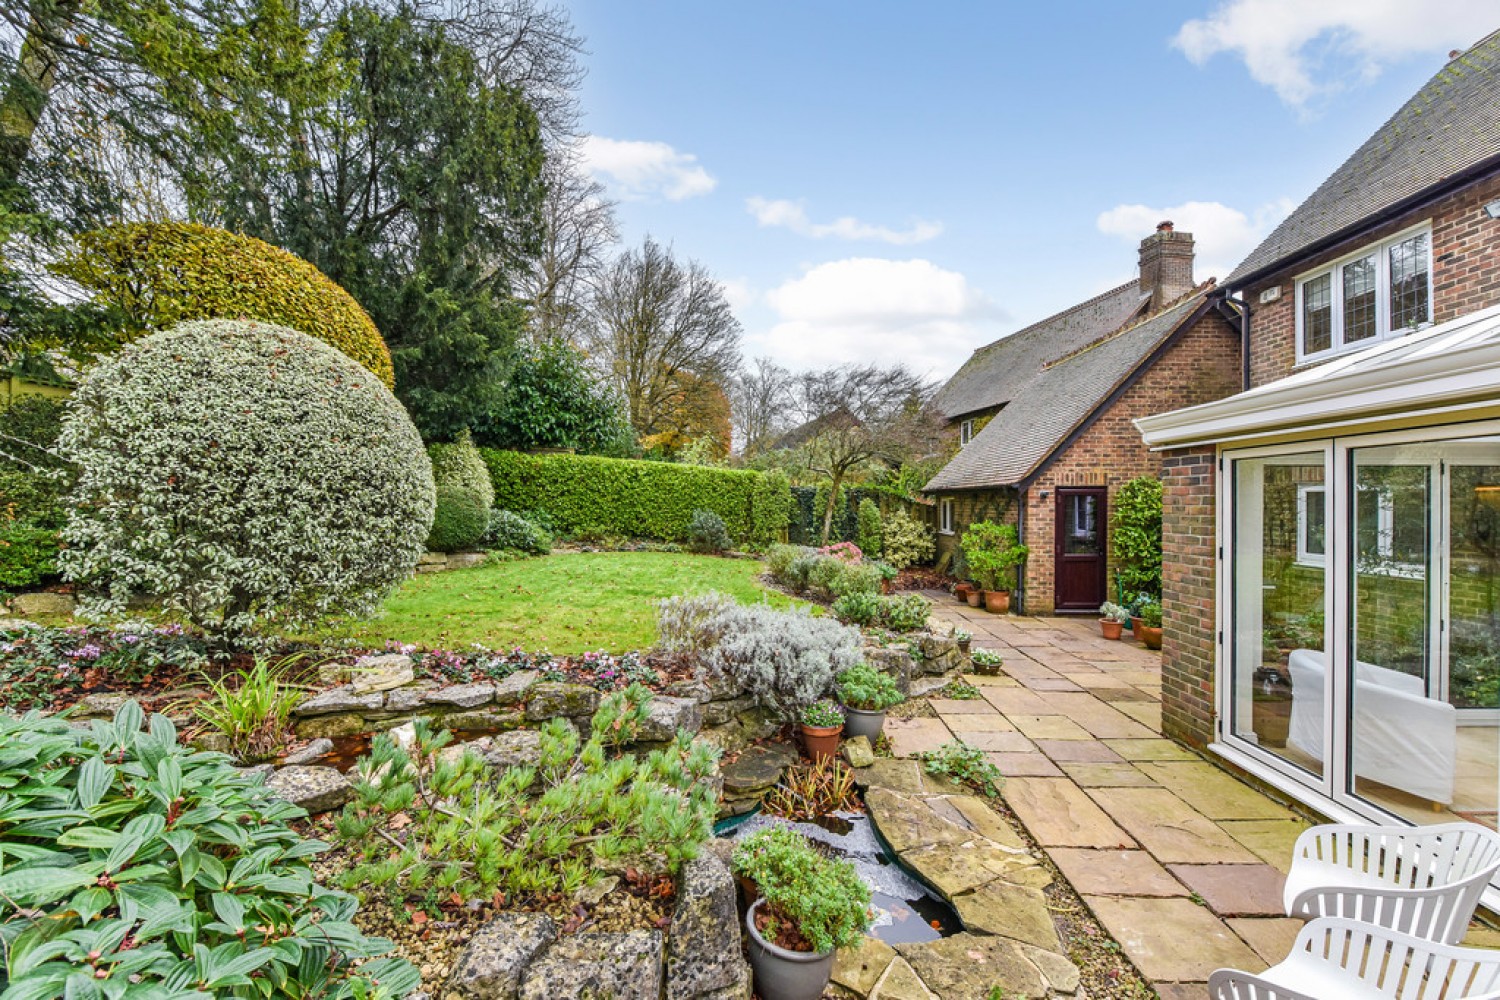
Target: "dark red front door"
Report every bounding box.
[1055,488,1107,613]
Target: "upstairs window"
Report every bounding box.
[960,419,975,446]
[1295,226,1431,364]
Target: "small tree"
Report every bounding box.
[961,521,1028,594]
[856,498,883,558]
[1111,477,1163,599]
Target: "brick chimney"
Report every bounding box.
[1138,221,1195,311]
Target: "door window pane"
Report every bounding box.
[1389,233,1430,332]
[1064,494,1100,555]
[1232,454,1326,777]
[1302,273,1333,355]
[1342,256,1377,343]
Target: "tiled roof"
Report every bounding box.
[930,281,1151,421]
[924,290,1211,491]
[1226,29,1500,286]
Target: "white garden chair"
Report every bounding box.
[1283,823,1500,946]
[1209,917,1500,1000]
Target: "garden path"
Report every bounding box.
[911,594,1500,998]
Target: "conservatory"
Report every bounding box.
[1139,304,1500,834]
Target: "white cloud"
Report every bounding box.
[746,197,943,245]
[754,258,1002,376]
[718,277,756,312]
[1096,198,1295,281]
[1173,0,1497,106]
[578,136,716,202]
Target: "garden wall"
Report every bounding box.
[482,449,791,546]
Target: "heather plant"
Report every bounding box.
[881,508,936,569]
[686,508,733,554]
[856,498,883,558]
[800,698,844,728]
[836,662,904,711]
[0,701,415,999]
[817,541,863,564]
[731,826,871,954]
[57,320,435,643]
[0,621,209,708]
[332,686,719,906]
[702,603,860,720]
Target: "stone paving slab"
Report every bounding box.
[951,731,1035,753]
[1101,737,1200,761]
[1089,788,1260,864]
[1003,778,1135,848]
[1084,896,1263,983]
[1220,819,1312,873]
[1060,762,1159,787]
[1016,676,1084,692]
[983,752,1064,777]
[1168,864,1288,916]
[1226,917,1305,965]
[1108,700,1163,728]
[941,713,1016,732]
[1049,848,1186,897]
[1138,761,1300,821]
[978,687,1056,716]
[884,717,952,758]
[1034,738,1124,763]
[927,698,998,715]
[1008,715,1094,740]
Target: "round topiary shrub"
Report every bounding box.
[53,221,395,387]
[428,430,494,510]
[57,319,434,641]
[428,488,490,552]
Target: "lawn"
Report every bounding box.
[326,550,794,653]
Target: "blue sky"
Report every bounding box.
[564,1,1498,381]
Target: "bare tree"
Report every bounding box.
[523,148,617,342]
[588,236,742,442]
[796,363,939,541]
[731,356,795,457]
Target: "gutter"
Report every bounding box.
[1214,291,1250,392]
[1224,153,1500,293]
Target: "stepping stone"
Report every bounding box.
[866,788,973,853]
[900,844,1005,898]
[855,758,927,795]
[1019,943,1081,995]
[1219,819,1312,873]
[929,698,999,715]
[952,880,1063,952]
[979,687,1055,716]
[1089,788,1258,864]
[1050,848,1186,898]
[1109,700,1163,727]
[1018,676,1083,691]
[1061,763,1158,787]
[1035,739,1123,763]
[833,936,896,996]
[1084,896,1262,983]
[938,794,1028,850]
[951,731,1034,753]
[1002,777,1134,848]
[869,956,936,1000]
[1009,715,1093,740]
[943,713,1016,732]
[895,933,1045,1000]
[1071,673,1134,689]
[1168,864,1286,916]
[1138,762,1298,821]
[885,717,953,758]
[1227,917,1305,966]
[1102,738,1199,761]
[720,744,795,795]
[984,752,1063,777]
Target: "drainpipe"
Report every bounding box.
[1216,291,1251,391]
[1015,490,1026,615]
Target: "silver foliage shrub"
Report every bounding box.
[655,591,737,659]
[58,320,435,641]
[703,603,861,720]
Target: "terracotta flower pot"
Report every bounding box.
[983,590,1011,613]
[965,590,982,608]
[1129,616,1143,635]
[1100,618,1123,640]
[745,898,834,1000]
[1138,624,1163,650]
[800,723,842,764]
[954,583,974,602]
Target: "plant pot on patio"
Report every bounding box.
[957,637,972,655]
[966,590,983,608]
[983,590,1011,613]
[1129,616,1143,635]
[1137,624,1163,650]
[799,700,844,764]
[954,582,974,602]
[841,707,886,741]
[1100,618,1123,640]
[745,898,835,1000]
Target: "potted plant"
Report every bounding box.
[970,647,1003,676]
[1098,601,1131,641]
[733,826,871,1000]
[1136,599,1163,650]
[835,663,904,740]
[960,521,1029,614]
[799,699,844,763]
[954,581,974,603]
[965,588,983,608]
[874,561,897,595]
[953,628,972,654]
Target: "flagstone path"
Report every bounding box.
[914,594,1499,997]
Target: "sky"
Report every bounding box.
[562,0,1499,384]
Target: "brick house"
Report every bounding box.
[924,226,1242,614]
[1138,31,1500,838]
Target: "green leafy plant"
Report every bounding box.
[484,338,632,455]
[800,698,845,728]
[484,509,553,555]
[856,498,883,558]
[939,678,982,700]
[0,701,415,998]
[836,662,904,711]
[1099,601,1132,624]
[702,603,861,721]
[1111,477,1163,599]
[686,509,733,554]
[832,590,883,626]
[192,655,308,761]
[333,685,719,906]
[879,593,931,632]
[953,629,972,643]
[970,647,1004,668]
[880,508,936,569]
[1137,599,1163,629]
[961,521,1029,593]
[921,739,1005,797]
[427,431,493,552]
[731,826,871,954]
[763,757,861,820]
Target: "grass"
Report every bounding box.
[323,550,795,654]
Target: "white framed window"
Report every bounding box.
[1295,224,1432,365]
[939,498,954,535]
[1296,483,1327,566]
[959,420,975,446]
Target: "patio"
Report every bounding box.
[913,595,1500,996]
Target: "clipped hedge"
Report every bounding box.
[54,221,395,387]
[483,450,792,546]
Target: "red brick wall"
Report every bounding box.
[1245,171,1500,387]
[1022,310,1242,614]
[1159,447,1218,747]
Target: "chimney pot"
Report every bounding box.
[1157,220,1174,232]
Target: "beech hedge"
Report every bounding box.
[483,449,791,547]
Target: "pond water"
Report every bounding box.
[719,810,961,945]
[285,728,504,772]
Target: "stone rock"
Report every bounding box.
[69,692,130,719]
[10,592,74,617]
[665,678,713,703]
[416,561,446,574]
[869,956,937,1000]
[833,936,896,996]
[475,729,544,770]
[721,743,797,795]
[264,766,352,813]
[576,875,618,907]
[447,552,486,569]
[698,667,743,702]
[1020,944,1080,995]
[316,662,348,686]
[697,721,747,756]
[941,794,1029,851]
[667,853,749,997]
[702,695,754,726]
[519,930,663,1000]
[425,683,495,709]
[0,617,35,631]
[865,788,973,854]
[189,731,233,754]
[696,964,752,1000]
[383,685,430,712]
[855,758,927,796]
[895,933,1045,1000]
[387,722,417,751]
[639,695,703,741]
[735,706,783,743]
[282,738,334,765]
[952,880,1063,952]
[348,654,415,695]
[492,670,539,706]
[445,709,524,732]
[294,686,386,717]
[418,551,448,566]
[525,682,600,721]
[864,645,914,694]
[447,912,556,1000]
[294,713,370,739]
[842,735,876,769]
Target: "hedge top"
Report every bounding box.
[55,221,395,388]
